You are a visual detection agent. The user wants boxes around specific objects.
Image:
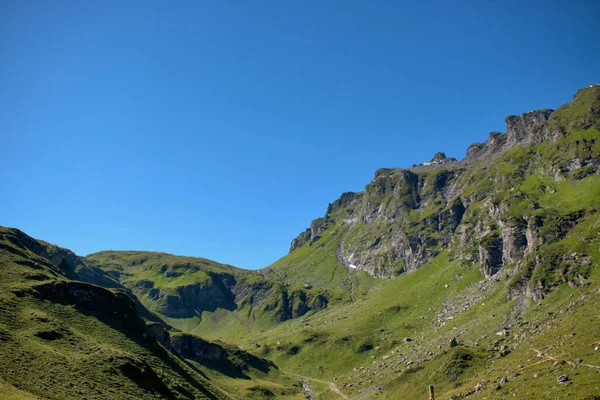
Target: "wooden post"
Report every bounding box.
[428,385,435,400]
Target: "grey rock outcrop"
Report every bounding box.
[286,85,600,293]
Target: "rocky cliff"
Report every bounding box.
[85,250,331,327]
[286,85,600,301]
[75,85,600,336]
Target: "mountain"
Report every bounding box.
[84,250,333,339]
[281,84,600,285]
[2,84,600,399]
[80,86,600,343]
[0,227,303,399]
[245,84,600,399]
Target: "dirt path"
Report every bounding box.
[282,371,349,399]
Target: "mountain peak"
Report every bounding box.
[432,152,447,162]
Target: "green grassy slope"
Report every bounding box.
[226,85,600,399]
[86,250,243,287]
[262,222,378,302]
[237,248,600,399]
[85,247,352,342]
[0,227,305,400]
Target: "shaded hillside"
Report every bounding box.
[0,227,303,399]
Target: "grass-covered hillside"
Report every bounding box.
[242,250,600,399]
[85,250,337,341]
[0,227,305,399]
[231,85,600,398]
[238,84,600,399]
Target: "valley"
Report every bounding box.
[1,85,600,399]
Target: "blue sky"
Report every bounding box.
[1,1,599,269]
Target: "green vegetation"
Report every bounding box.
[0,227,305,399]
[2,85,599,399]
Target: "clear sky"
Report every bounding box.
[1,1,599,269]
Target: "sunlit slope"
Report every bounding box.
[242,247,600,399]
[233,86,600,399]
[86,250,339,341]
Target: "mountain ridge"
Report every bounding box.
[2,84,600,399]
[32,84,600,335]
[285,84,599,281]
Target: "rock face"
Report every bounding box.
[140,274,237,318]
[147,322,275,376]
[465,131,508,161]
[505,109,556,145]
[410,152,458,172]
[147,322,227,361]
[289,215,336,252]
[233,281,328,322]
[287,85,600,300]
[170,333,226,361]
[82,250,331,324]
